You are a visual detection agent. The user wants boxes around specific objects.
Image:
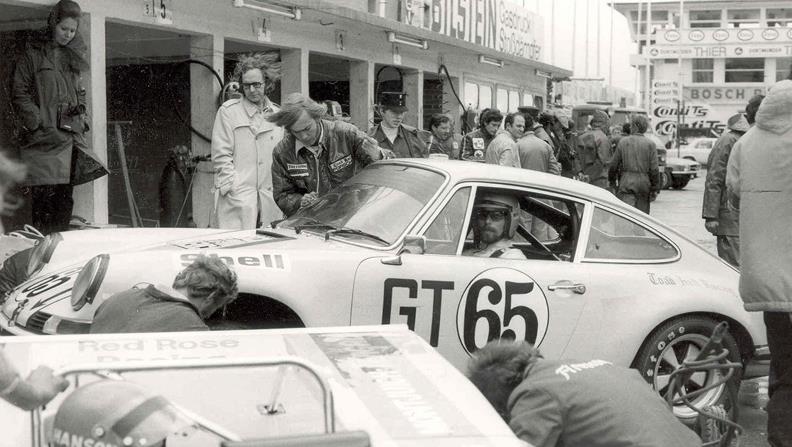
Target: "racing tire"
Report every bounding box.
[671,177,689,190]
[632,316,741,427]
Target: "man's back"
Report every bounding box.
[507,359,700,447]
[517,133,554,172]
[90,284,209,333]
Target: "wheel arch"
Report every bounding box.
[630,312,755,368]
[210,292,306,330]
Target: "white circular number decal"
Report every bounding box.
[456,268,549,354]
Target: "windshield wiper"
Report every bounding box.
[293,218,336,234]
[325,228,389,245]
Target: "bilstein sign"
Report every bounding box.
[428,0,543,60]
[684,86,767,104]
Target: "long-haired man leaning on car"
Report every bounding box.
[90,254,238,333]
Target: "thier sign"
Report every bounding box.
[646,43,792,59]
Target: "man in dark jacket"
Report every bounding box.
[608,115,661,213]
[467,340,701,447]
[576,110,612,189]
[269,93,393,217]
[90,254,238,333]
[460,109,502,161]
[702,112,752,267]
[426,114,462,159]
[368,92,428,158]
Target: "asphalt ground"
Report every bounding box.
[650,170,769,447]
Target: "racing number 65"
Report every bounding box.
[462,279,538,353]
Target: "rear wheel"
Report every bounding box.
[663,171,673,190]
[671,176,690,189]
[633,316,741,427]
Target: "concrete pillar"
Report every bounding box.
[349,60,374,130]
[403,70,423,128]
[442,74,462,133]
[73,12,108,224]
[281,48,309,97]
[190,34,223,228]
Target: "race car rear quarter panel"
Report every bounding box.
[563,235,764,365]
[0,326,525,447]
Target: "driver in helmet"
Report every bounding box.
[48,380,196,447]
[463,192,527,260]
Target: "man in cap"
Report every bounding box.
[269,93,394,216]
[369,92,428,158]
[576,110,612,189]
[90,254,238,333]
[702,111,753,267]
[462,191,526,259]
[608,115,661,214]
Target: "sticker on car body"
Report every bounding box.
[177,253,289,271]
[456,268,549,354]
[13,266,83,310]
[173,236,280,250]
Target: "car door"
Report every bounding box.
[351,184,592,370]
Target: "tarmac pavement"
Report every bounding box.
[650,171,770,447]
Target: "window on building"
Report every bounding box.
[692,59,714,83]
[767,8,792,27]
[777,58,792,81]
[509,91,520,112]
[464,82,479,110]
[725,58,765,83]
[689,10,722,28]
[479,85,492,110]
[727,9,760,28]
[496,88,508,112]
[630,10,670,34]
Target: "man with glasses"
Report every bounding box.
[211,52,283,229]
[268,93,395,217]
[462,192,526,259]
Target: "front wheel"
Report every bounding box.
[671,176,690,189]
[632,316,741,427]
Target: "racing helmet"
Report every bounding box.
[472,192,521,240]
[49,380,195,447]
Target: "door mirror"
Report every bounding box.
[401,235,426,255]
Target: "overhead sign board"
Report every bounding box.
[420,0,543,61]
[684,86,768,104]
[656,27,792,46]
[652,79,680,105]
[646,43,792,59]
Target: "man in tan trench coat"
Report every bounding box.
[211,53,284,229]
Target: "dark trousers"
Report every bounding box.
[765,312,792,447]
[616,192,650,214]
[716,235,740,268]
[30,184,73,235]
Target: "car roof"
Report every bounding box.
[379,159,624,206]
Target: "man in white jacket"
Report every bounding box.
[727,79,792,447]
[211,53,284,229]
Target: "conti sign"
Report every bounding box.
[426,0,543,60]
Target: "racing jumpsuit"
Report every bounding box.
[271,119,380,217]
[608,134,660,214]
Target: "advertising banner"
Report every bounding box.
[425,0,543,60]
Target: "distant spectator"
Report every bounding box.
[12,0,108,235]
[467,340,700,447]
[576,110,612,189]
[702,112,752,267]
[90,254,238,333]
[461,109,503,161]
[608,115,660,213]
[484,113,522,167]
[517,114,561,175]
[427,114,462,159]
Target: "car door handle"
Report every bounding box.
[547,282,586,294]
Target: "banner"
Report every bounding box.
[426,0,543,60]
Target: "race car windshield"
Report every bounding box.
[280,164,445,246]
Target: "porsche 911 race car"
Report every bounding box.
[0,159,767,424]
[1,326,527,447]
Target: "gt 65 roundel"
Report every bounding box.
[456,268,549,354]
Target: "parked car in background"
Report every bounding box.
[675,137,717,166]
[664,157,700,190]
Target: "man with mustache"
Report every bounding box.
[462,192,526,260]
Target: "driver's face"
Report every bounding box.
[476,209,508,244]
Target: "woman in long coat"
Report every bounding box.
[12,0,108,234]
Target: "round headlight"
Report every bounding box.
[71,254,109,311]
[26,233,62,277]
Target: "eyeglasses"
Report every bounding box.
[242,82,264,90]
[475,209,508,221]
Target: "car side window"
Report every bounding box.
[424,187,471,255]
[585,207,678,260]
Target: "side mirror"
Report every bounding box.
[401,235,426,255]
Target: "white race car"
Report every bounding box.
[1,159,766,423]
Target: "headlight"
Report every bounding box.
[71,254,109,311]
[26,233,62,277]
